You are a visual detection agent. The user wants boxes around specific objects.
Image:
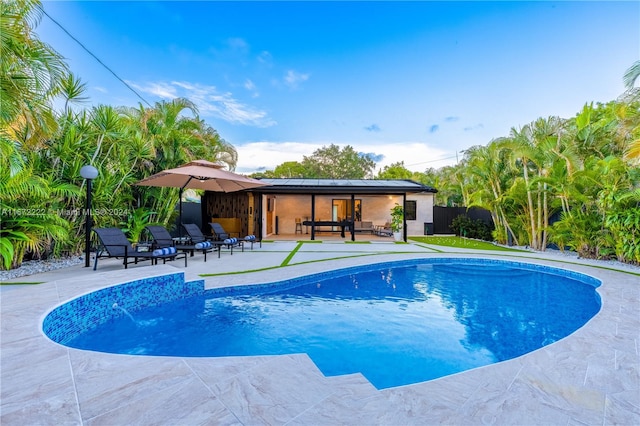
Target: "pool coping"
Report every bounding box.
[1,244,639,424]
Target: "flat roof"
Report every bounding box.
[253,178,437,194]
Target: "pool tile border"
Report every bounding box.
[43,273,204,344]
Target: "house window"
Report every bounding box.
[405,200,417,220]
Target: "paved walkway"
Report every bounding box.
[1,241,638,425]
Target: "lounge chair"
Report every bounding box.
[209,222,245,252]
[242,234,261,250]
[374,222,393,237]
[93,227,187,270]
[182,223,236,255]
[145,225,220,261]
[207,222,261,249]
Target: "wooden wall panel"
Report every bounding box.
[202,192,261,238]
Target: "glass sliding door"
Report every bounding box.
[332,199,362,223]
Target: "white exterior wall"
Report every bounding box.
[405,193,435,236]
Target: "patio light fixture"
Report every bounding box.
[80,165,99,268]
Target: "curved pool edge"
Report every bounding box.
[42,257,603,350]
[6,251,639,425]
[41,271,207,345]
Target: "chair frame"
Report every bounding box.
[353,221,375,234]
[374,223,393,237]
[145,225,220,261]
[182,223,233,255]
[209,222,245,252]
[93,228,187,270]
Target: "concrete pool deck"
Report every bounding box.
[1,240,638,425]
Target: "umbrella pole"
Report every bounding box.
[178,178,192,239]
[179,188,183,238]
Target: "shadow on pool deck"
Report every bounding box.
[1,241,639,425]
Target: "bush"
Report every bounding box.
[451,215,494,241]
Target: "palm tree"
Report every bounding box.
[501,116,569,250]
[623,60,640,90]
[1,0,68,144]
[191,118,238,169]
[0,135,80,268]
[138,98,201,169]
[500,125,541,248]
[464,142,518,245]
[124,98,241,226]
[0,0,83,268]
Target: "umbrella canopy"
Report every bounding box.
[135,160,268,235]
[135,160,267,192]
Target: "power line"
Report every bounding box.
[41,8,153,107]
[405,155,458,167]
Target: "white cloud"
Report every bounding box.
[131,81,178,99]
[131,80,275,127]
[235,141,455,174]
[244,79,260,98]
[283,70,310,89]
[226,37,249,52]
[257,51,273,67]
[235,141,318,173]
[350,142,454,173]
[244,79,256,91]
[203,93,276,127]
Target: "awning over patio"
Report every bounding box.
[252,178,437,194]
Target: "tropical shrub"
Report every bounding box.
[451,215,494,241]
[119,208,160,244]
[605,207,640,264]
[550,210,604,259]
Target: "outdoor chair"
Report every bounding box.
[353,221,375,234]
[374,223,393,237]
[93,227,187,270]
[206,223,261,249]
[209,222,246,252]
[242,234,261,250]
[182,223,235,255]
[145,225,220,261]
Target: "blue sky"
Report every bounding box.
[39,1,639,174]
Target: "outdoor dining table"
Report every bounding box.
[303,220,352,239]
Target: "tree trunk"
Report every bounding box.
[541,183,549,251]
[523,163,537,249]
[536,181,543,250]
[499,206,519,246]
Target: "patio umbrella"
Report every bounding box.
[135,160,268,235]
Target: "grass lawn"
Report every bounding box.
[0,281,44,286]
[410,236,526,252]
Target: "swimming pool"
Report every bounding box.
[43,258,601,389]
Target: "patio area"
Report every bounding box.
[264,231,397,242]
[1,240,638,425]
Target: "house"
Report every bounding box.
[201,179,437,241]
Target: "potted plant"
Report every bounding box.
[390,203,404,241]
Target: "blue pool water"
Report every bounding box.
[49,259,601,389]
